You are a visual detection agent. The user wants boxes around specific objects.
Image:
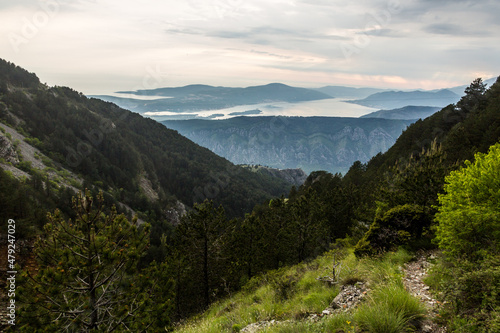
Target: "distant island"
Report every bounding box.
[228,109,263,116]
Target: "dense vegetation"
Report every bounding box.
[1,58,499,331]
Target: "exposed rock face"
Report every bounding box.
[241,165,308,186]
[164,117,412,174]
[194,126,397,174]
[164,200,187,226]
[138,172,159,201]
[0,132,19,164]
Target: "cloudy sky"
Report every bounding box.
[1,0,498,94]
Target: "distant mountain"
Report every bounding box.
[314,86,387,99]
[163,116,413,174]
[0,59,293,218]
[360,106,441,120]
[348,89,460,109]
[92,83,332,114]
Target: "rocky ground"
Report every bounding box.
[402,251,447,333]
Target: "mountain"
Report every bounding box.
[91,83,332,114]
[360,106,441,120]
[348,89,460,109]
[0,59,294,219]
[163,116,413,174]
[314,86,387,99]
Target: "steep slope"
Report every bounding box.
[0,59,292,218]
[163,116,413,174]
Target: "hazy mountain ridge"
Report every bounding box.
[313,86,388,99]
[163,116,413,174]
[348,89,461,109]
[92,83,332,114]
[360,106,441,120]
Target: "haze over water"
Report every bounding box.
[143,98,378,121]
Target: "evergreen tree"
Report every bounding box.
[17,190,173,332]
[457,77,488,113]
[173,200,230,313]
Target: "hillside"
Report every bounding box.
[163,116,413,174]
[0,59,293,219]
[173,248,438,333]
[92,83,332,114]
[169,76,500,332]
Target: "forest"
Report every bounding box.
[0,59,499,332]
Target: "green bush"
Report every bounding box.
[17,160,32,172]
[24,136,43,149]
[354,204,431,257]
[426,254,500,332]
[435,143,500,261]
[268,270,298,301]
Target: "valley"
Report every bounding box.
[163,116,413,174]
[1,58,499,333]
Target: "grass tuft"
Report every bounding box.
[355,282,426,332]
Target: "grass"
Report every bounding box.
[354,282,426,332]
[174,247,428,333]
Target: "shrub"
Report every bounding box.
[268,270,297,301]
[354,204,431,257]
[435,143,500,261]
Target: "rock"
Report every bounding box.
[0,132,19,164]
[329,284,368,312]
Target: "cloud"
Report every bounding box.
[360,28,406,37]
[423,23,490,36]
[0,0,498,94]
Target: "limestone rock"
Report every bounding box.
[0,132,19,164]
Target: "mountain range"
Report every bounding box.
[92,83,332,114]
[360,106,442,120]
[347,89,461,109]
[163,116,413,174]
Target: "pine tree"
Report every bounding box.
[457,77,487,113]
[173,200,230,312]
[17,190,173,332]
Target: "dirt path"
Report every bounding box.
[402,251,447,333]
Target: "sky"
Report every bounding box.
[0,0,499,95]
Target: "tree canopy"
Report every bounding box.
[435,142,500,261]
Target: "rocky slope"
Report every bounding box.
[164,117,413,174]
